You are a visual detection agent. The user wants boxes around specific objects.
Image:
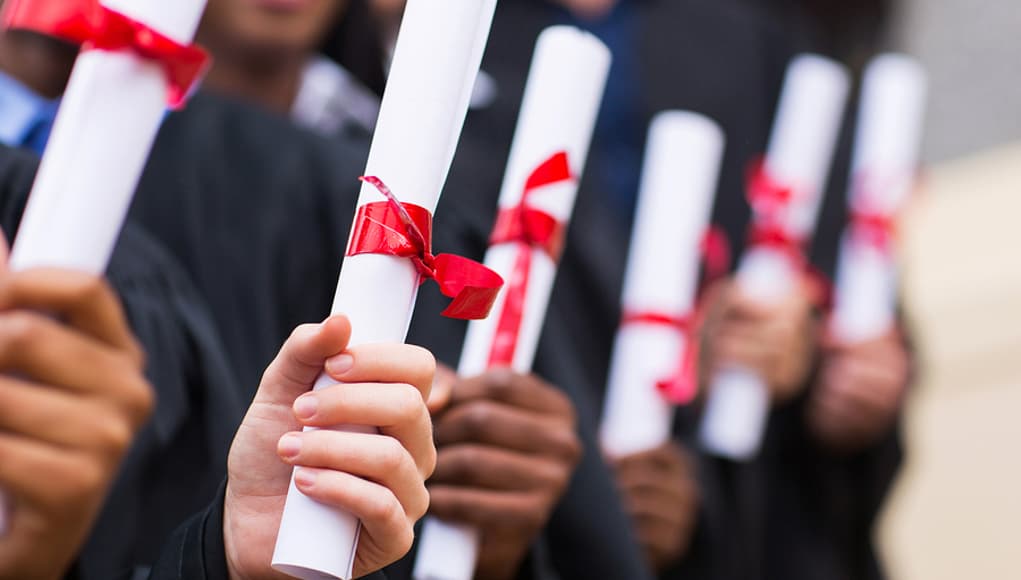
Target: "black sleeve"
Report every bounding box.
[147,484,230,580]
[149,485,391,580]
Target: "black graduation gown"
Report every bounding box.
[412,1,903,580]
[0,144,244,579]
[130,92,366,398]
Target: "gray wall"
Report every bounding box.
[896,0,1021,162]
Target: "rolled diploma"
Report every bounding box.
[412,26,611,580]
[598,112,724,459]
[830,54,927,343]
[270,1,498,578]
[699,54,850,460]
[0,0,206,537]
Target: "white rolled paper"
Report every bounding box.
[0,0,207,538]
[598,112,725,459]
[412,26,611,580]
[699,54,850,460]
[830,54,927,343]
[270,1,498,578]
[10,0,206,272]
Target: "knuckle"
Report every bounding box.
[68,459,109,503]
[394,383,426,421]
[0,311,40,351]
[367,488,402,524]
[70,276,108,307]
[393,523,415,558]
[408,482,430,521]
[440,446,478,482]
[408,344,436,383]
[461,402,494,439]
[378,436,408,473]
[126,382,156,427]
[554,429,583,465]
[93,416,135,455]
[519,498,548,531]
[123,337,147,371]
[483,369,515,399]
[420,439,437,480]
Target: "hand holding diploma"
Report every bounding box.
[809,54,926,451]
[0,238,154,579]
[808,330,911,452]
[610,442,700,573]
[271,0,500,576]
[422,366,582,580]
[413,25,610,580]
[700,277,819,404]
[224,316,436,579]
[698,54,850,460]
[0,0,208,538]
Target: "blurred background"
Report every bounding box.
[883,0,1021,579]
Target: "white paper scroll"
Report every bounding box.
[830,54,927,344]
[270,1,498,578]
[698,54,850,461]
[0,0,207,538]
[9,0,206,272]
[412,26,611,580]
[598,112,725,459]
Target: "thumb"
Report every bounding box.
[254,315,352,406]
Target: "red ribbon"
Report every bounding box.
[745,156,807,265]
[615,224,733,406]
[1,0,209,108]
[621,310,700,405]
[486,151,574,367]
[849,209,896,252]
[349,177,504,320]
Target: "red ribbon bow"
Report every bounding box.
[745,156,807,265]
[849,208,897,252]
[847,172,905,253]
[1,0,209,108]
[348,177,503,320]
[486,151,574,367]
[620,311,700,405]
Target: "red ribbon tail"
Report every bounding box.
[656,337,700,405]
[700,225,733,286]
[486,246,532,367]
[432,254,504,320]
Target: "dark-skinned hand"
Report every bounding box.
[611,442,700,573]
[807,328,910,452]
[428,367,582,580]
[0,247,152,580]
[700,277,818,403]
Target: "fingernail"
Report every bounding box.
[325,353,354,376]
[278,433,302,459]
[294,467,317,488]
[294,394,319,419]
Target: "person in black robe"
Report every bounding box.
[0,141,245,579]
[0,144,156,579]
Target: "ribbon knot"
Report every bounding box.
[621,311,700,405]
[849,209,896,252]
[349,176,504,320]
[2,0,209,108]
[486,151,574,367]
[745,157,807,265]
